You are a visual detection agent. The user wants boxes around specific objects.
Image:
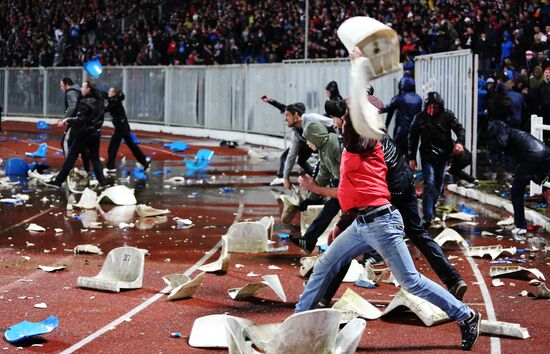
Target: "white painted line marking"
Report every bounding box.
[465,256,501,354]
[0,207,55,235]
[60,202,245,354]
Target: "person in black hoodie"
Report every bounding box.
[104,87,150,172]
[485,120,550,235]
[325,81,343,101]
[46,81,107,188]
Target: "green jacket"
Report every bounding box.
[303,122,342,199]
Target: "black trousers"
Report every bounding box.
[277,141,315,178]
[55,131,106,185]
[62,127,90,172]
[322,181,463,302]
[106,128,147,169]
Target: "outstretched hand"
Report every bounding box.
[298,174,317,192]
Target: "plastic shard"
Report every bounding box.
[163,141,189,152]
[466,245,517,260]
[136,204,170,218]
[489,266,546,281]
[184,149,214,170]
[333,318,367,354]
[535,283,550,299]
[434,228,469,249]
[280,187,303,224]
[98,205,136,226]
[188,314,254,348]
[226,222,269,253]
[299,256,318,277]
[77,246,144,292]
[332,288,382,320]
[443,212,475,222]
[300,205,341,247]
[258,216,275,238]
[342,259,365,282]
[26,223,45,232]
[74,188,98,209]
[228,275,286,302]
[247,149,267,161]
[165,176,186,185]
[163,272,205,300]
[497,216,514,226]
[480,320,530,339]
[382,271,400,287]
[97,185,137,205]
[73,244,101,256]
[383,288,451,326]
[25,143,48,158]
[38,265,66,272]
[198,235,230,273]
[4,315,59,343]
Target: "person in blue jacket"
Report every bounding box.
[500,32,513,66]
[382,76,422,154]
[477,78,488,134]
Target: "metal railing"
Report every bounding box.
[529,114,550,196]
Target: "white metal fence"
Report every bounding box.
[0,60,402,138]
[529,114,550,196]
[415,50,478,175]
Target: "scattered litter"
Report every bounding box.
[466,245,517,260]
[268,265,282,270]
[278,233,289,239]
[4,316,59,343]
[164,258,171,263]
[74,244,103,255]
[235,264,245,269]
[174,217,193,229]
[26,223,45,232]
[38,265,66,272]
[136,204,170,217]
[519,290,529,297]
[228,275,286,302]
[198,236,230,273]
[434,228,469,249]
[77,246,144,292]
[97,185,137,205]
[26,241,35,247]
[458,204,477,216]
[332,288,382,319]
[74,188,98,209]
[25,143,48,158]
[490,266,546,281]
[246,271,260,277]
[54,228,63,234]
[226,221,269,253]
[535,283,550,299]
[497,216,514,226]
[219,187,235,193]
[443,212,475,222]
[184,149,214,170]
[299,256,318,277]
[22,256,30,261]
[163,141,189,152]
[247,149,267,161]
[383,289,450,326]
[492,279,505,287]
[480,320,530,339]
[170,332,182,338]
[162,272,205,300]
[118,222,135,229]
[34,303,47,309]
[165,176,186,185]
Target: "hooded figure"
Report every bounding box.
[382,77,422,154]
[487,83,513,124]
[325,81,343,101]
[303,122,342,190]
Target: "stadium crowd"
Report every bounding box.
[1,0,549,73]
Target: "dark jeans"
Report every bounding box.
[107,128,147,169]
[421,156,447,221]
[322,182,463,302]
[489,150,513,174]
[55,131,106,185]
[302,197,341,244]
[448,150,475,183]
[62,128,91,172]
[277,142,315,178]
[511,174,531,229]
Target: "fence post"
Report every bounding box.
[529,114,544,196]
[164,67,170,126]
[43,68,48,118]
[3,69,7,115]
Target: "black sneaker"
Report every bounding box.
[289,237,315,254]
[458,311,481,351]
[449,280,468,301]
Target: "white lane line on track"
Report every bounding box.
[465,256,501,354]
[0,207,55,236]
[60,201,245,354]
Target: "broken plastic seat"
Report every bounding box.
[25,143,48,158]
[74,188,98,209]
[466,245,517,260]
[184,149,214,170]
[228,274,286,302]
[77,246,144,292]
[259,216,274,238]
[301,205,341,247]
[189,314,255,348]
[199,235,230,273]
[162,272,205,300]
[383,288,451,326]
[36,120,50,130]
[136,204,170,218]
[163,141,188,152]
[97,185,137,205]
[226,222,269,253]
[434,228,469,249]
[5,158,29,176]
[332,288,382,320]
[4,315,59,343]
[489,266,546,281]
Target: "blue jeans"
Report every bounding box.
[295,208,471,321]
[421,157,447,221]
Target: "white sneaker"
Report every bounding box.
[270,177,284,186]
[104,168,117,175]
[511,227,526,235]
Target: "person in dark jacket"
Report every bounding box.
[506,80,527,129]
[485,120,550,235]
[539,67,550,144]
[104,87,150,172]
[487,83,514,180]
[382,77,422,154]
[325,81,343,101]
[59,77,90,174]
[46,81,107,188]
[408,92,466,227]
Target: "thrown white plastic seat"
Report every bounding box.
[226,222,269,253]
[383,289,450,326]
[333,318,367,354]
[258,216,274,238]
[97,185,137,205]
[225,317,260,354]
[77,246,144,292]
[245,309,342,354]
[189,314,254,348]
[301,206,341,247]
[74,188,98,209]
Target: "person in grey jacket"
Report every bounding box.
[59,77,90,173]
[282,104,333,190]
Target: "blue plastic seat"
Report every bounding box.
[5,158,29,176]
[163,141,188,152]
[37,120,50,130]
[25,143,48,158]
[185,149,214,170]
